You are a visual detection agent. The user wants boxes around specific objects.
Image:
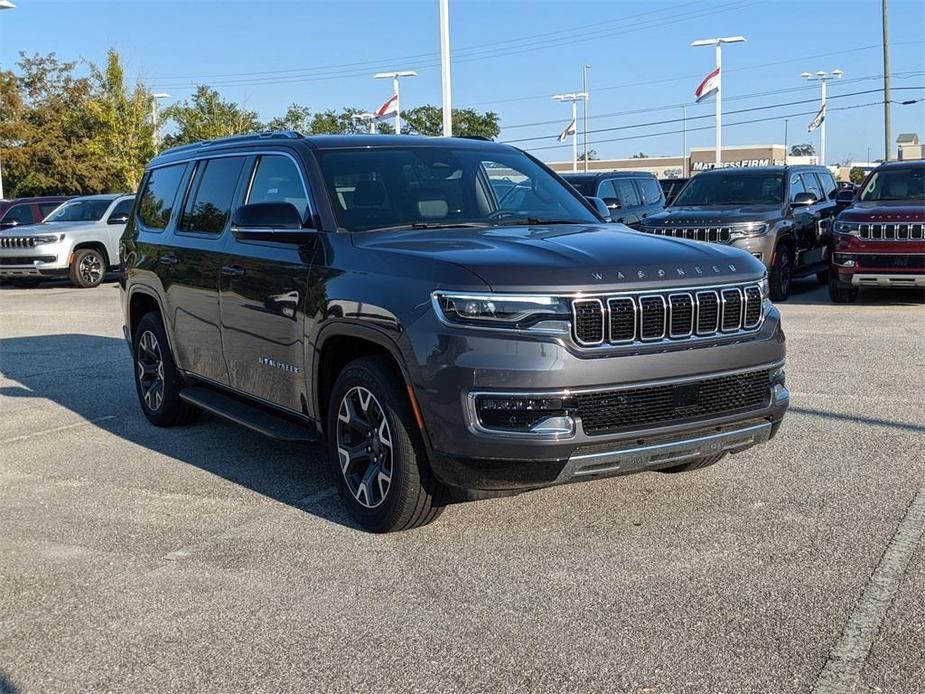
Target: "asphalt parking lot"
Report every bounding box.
[1,278,923,693]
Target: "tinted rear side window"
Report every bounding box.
[637,177,663,205]
[801,173,824,200]
[614,179,641,207]
[818,171,838,199]
[39,203,61,219]
[138,164,186,230]
[180,157,247,234]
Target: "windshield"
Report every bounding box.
[44,199,112,223]
[672,173,784,206]
[860,166,925,202]
[314,145,599,232]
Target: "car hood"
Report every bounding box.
[353,224,764,292]
[645,205,783,226]
[0,220,97,236]
[839,200,925,223]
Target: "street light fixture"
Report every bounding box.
[374,70,418,135]
[691,35,746,166]
[351,112,379,135]
[801,69,843,165]
[553,92,588,173]
[151,92,171,154]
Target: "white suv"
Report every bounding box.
[0,193,134,288]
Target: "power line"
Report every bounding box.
[523,93,922,153]
[503,86,924,145]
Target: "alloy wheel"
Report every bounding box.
[779,251,791,295]
[336,386,394,509]
[136,330,165,412]
[79,252,104,285]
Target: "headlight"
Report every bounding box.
[33,234,64,245]
[834,221,860,235]
[730,222,769,240]
[433,292,571,329]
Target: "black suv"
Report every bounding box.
[121,133,789,532]
[560,171,664,228]
[640,166,841,300]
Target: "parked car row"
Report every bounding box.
[0,193,134,287]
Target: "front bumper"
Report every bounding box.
[411,306,788,491]
[0,243,69,277]
[831,234,925,289]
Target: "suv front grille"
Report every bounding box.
[640,224,751,244]
[571,283,764,347]
[575,369,772,435]
[0,237,38,249]
[858,223,925,241]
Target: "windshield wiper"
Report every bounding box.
[494,218,585,226]
[367,222,493,232]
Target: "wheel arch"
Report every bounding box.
[127,286,179,360]
[71,240,111,268]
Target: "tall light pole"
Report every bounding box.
[352,112,378,134]
[151,92,170,155]
[439,0,452,137]
[374,70,418,135]
[692,35,746,166]
[0,0,15,198]
[882,0,892,161]
[553,92,588,173]
[582,64,591,172]
[801,69,842,165]
[682,105,688,176]
[784,119,789,165]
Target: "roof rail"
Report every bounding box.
[458,135,493,141]
[156,131,304,158]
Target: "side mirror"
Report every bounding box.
[791,191,818,207]
[231,202,313,241]
[108,214,130,225]
[835,189,855,205]
[585,196,612,222]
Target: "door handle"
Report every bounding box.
[221,265,246,279]
[159,254,179,266]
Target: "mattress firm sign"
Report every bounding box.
[691,159,786,171]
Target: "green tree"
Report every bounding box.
[630,152,649,159]
[401,105,500,138]
[578,149,599,162]
[309,107,373,135]
[790,143,815,157]
[849,167,866,184]
[0,52,101,196]
[265,103,313,133]
[161,85,261,147]
[85,48,154,192]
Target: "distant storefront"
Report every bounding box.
[547,144,815,178]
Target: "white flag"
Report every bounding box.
[557,118,577,143]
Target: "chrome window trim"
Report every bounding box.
[667,292,695,338]
[606,296,637,344]
[638,294,667,341]
[571,297,605,346]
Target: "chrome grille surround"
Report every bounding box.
[570,282,764,349]
[856,222,925,241]
[640,223,754,244]
[0,237,38,249]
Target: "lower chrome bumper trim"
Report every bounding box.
[850,274,925,288]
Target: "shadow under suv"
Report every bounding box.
[640,166,841,300]
[121,133,789,532]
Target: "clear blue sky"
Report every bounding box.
[2,0,923,164]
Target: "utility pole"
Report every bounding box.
[784,119,789,165]
[682,105,688,176]
[151,93,170,155]
[0,0,18,198]
[692,36,746,167]
[582,64,591,172]
[374,70,418,134]
[882,0,892,161]
[553,92,588,173]
[800,70,842,165]
[439,0,452,137]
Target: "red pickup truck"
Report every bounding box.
[829,161,925,302]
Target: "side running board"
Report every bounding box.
[180,386,318,443]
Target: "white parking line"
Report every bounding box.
[0,415,117,445]
[812,488,925,693]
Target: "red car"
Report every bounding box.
[0,196,73,229]
[829,161,925,302]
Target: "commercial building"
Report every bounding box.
[547,144,816,178]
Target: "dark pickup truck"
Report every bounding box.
[121,133,789,532]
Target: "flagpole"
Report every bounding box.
[715,43,722,166]
[571,99,578,172]
[374,70,417,135]
[820,77,826,165]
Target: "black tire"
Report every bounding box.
[815,269,829,285]
[658,453,725,474]
[769,243,793,301]
[327,356,444,533]
[69,248,106,288]
[132,312,201,427]
[828,273,859,304]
